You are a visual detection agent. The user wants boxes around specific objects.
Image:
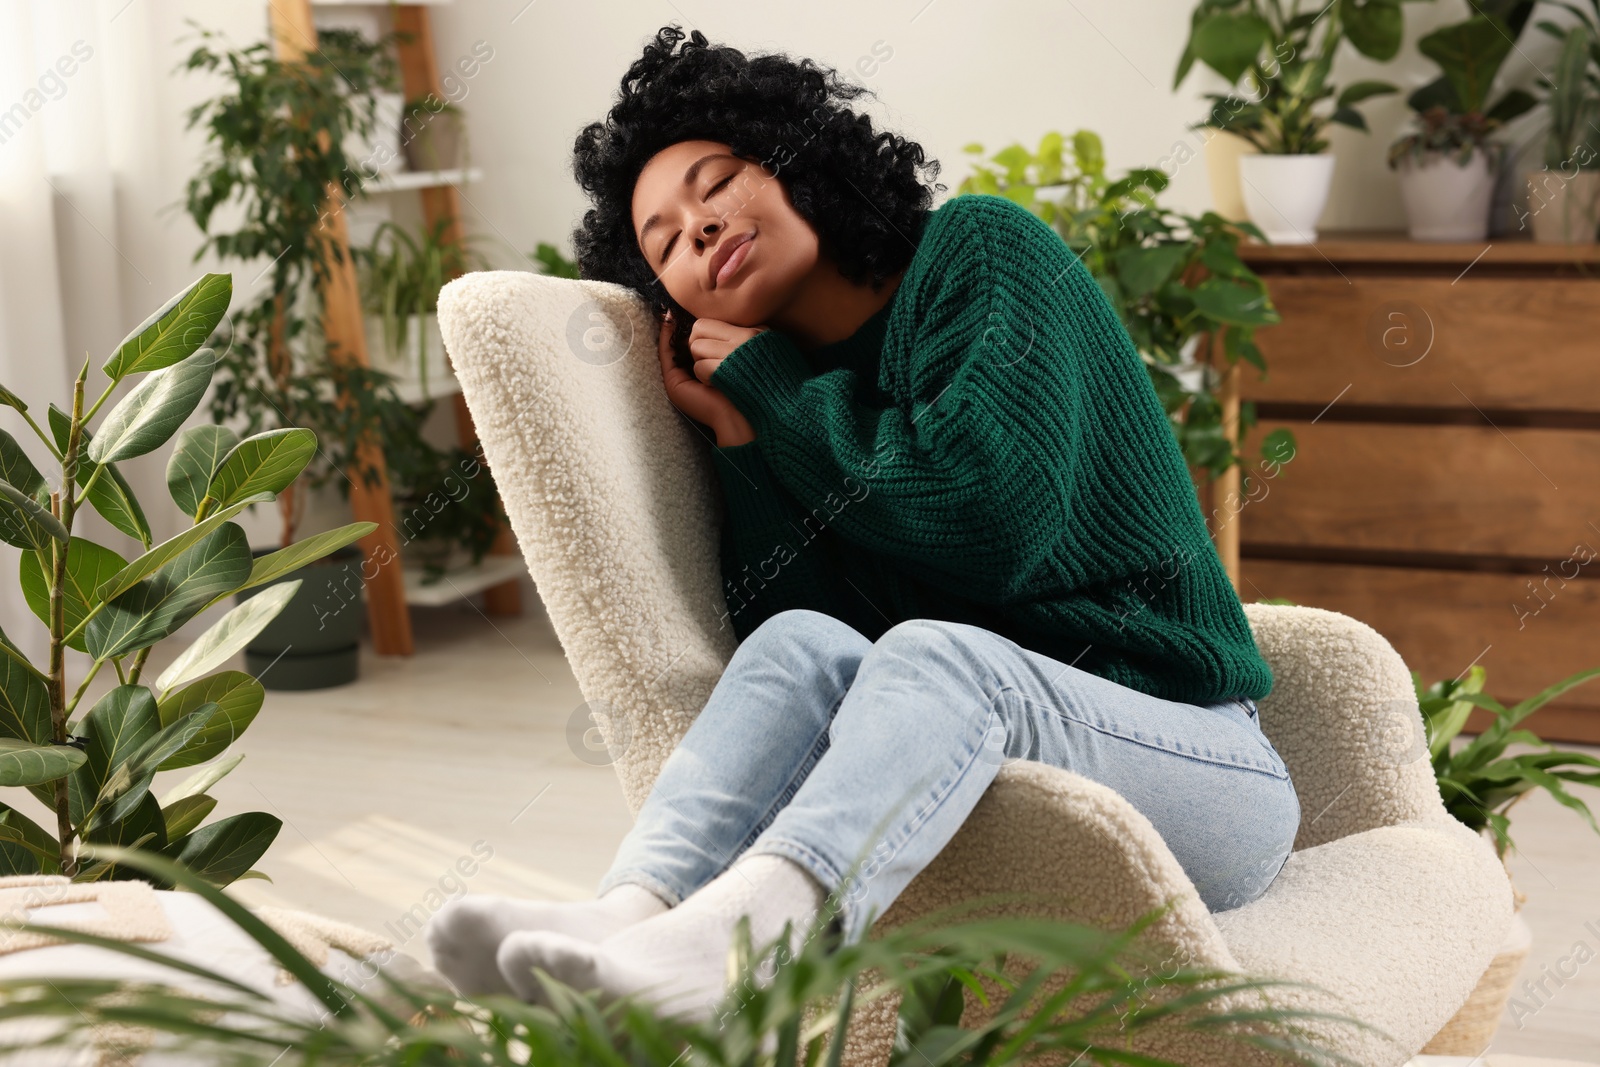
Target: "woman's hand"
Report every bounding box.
[655,312,758,447]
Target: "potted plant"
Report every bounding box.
[356,218,488,401]
[400,95,466,172]
[1526,15,1600,243]
[1412,661,1600,1054]
[0,273,372,883]
[1387,5,1540,241]
[1174,0,1415,243]
[958,130,1294,487]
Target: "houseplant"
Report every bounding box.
[1411,661,1600,1054]
[958,131,1295,488]
[356,218,488,400]
[400,95,466,172]
[1526,15,1600,243]
[1174,0,1414,242]
[181,24,503,670]
[0,844,1358,1065]
[1387,4,1539,241]
[0,273,372,884]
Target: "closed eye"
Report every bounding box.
[660,174,735,265]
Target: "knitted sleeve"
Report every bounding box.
[708,195,1088,601]
[710,441,856,640]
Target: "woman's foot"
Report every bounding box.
[425,882,669,996]
[495,853,827,1023]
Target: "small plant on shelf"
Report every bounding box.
[356,218,488,398]
[0,274,372,884]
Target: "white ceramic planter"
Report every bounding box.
[1526,170,1600,244]
[1395,149,1496,242]
[1238,153,1335,244]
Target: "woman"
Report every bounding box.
[427,25,1299,1023]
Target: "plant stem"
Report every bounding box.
[73,461,109,510]
[50,366,89,878]
[17,409,63,461]
[126,647,151,687]
[66,658,106,717]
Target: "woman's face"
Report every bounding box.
[631,139,819,328]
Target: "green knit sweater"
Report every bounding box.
[707,193,1273,705]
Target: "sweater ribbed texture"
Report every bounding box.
[707,193,1273,705]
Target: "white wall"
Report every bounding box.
[425,0,1564,267]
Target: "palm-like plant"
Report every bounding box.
[0,846,1373,1067]
[1416,662,1600,884]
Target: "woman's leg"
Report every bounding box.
[743,616,1301,943]
[426,608,871,994]
[496,616,1299,1018]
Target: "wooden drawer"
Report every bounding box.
[1241,559,1600,743]
[1235,420,1600,560]
[1244,277,1600,414]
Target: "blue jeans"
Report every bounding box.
[597,608,1300,945]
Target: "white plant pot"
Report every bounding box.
[1395,149,1496,242]
[1238,153,1335,244]
[365,311,454,401]
[345,90,406,177]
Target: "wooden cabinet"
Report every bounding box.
[1236,234,1600,743]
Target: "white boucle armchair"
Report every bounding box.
[437,270,1514,1067]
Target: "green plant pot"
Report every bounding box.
[236,545,365,691]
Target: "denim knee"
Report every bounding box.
[741,608,865,656]
[865,618,1000,687]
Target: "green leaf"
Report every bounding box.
[1113,245,1190,300]
[161,794,217,840]
[1191,12,1272,86]
[88,347,220,464]
[237,521,374,594]
[47,405,151,545]
[0,637,49,744]
[156,673,263,770]
[0,803,57,874]
[0,383,27,413]
[103,274,231,379]
[1487,88,1538,124]
[166,425,240,519]
[19,538,129,653]
[200,429,316,517]
[78,685,160,806]
[1191,278,1281,327]
[0,482,67,551]
[84,523,253,661]
[0,738,86,788]
[160,752,244,806]
[1339,0,1405,61]
[1336,79,1398,108]
[1418,16,1517,115]
[0,429,47,502]
[166,812,282,888]
[96,492,272,604]
[156,581,300,695]
[95,705,221,831]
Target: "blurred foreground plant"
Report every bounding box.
[0,846,1375,1067]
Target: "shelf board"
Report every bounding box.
[364,167,482,194]
[390,373,462,406]
[403,555,526,607]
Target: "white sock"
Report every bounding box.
[425,882,668,996]
[495,853,827,1022]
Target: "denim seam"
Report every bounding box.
[736,716,838,855]
[1014,691,1290,779]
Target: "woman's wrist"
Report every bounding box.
[714,411,756,447]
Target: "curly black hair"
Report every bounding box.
[570,25,946,321]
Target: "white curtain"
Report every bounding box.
[0,0,271,658]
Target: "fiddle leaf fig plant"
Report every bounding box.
[0,273,375,884]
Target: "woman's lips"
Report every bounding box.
[715,233,754,287]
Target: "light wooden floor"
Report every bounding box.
[140,585,1596,1061]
